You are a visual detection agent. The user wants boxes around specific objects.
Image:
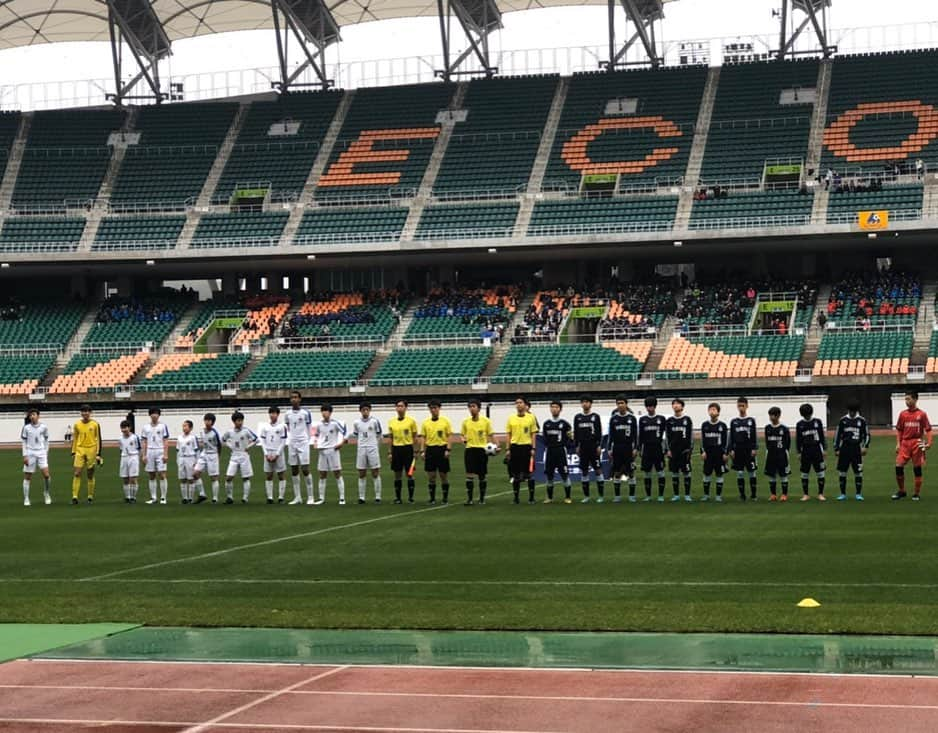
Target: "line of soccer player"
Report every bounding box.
[18,390,933,507]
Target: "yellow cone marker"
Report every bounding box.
[797,598,821,608]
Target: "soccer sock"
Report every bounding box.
[657,472,666,497]
[336,477,345,502]
[130,482,138,500]
[292,475,301,499]
[684,474,692,496]
[148,479,157,501]
[737,473,745,497]
[212,480,220,502]
[407,479,415,501]
[197,478,206,498]
[817,474,825,495]
[527,478,535,502]
[644,476,652,497]
[87,478,95,499]
[22,479,29,502]
[613,480,621,498]
[265,480,274,501]
[442,483,450,503]
[305,474,314,497]
[769,480,777,496]
[72,475,80,499]
[226,481,234,500]
[429,482,437,502]
[839,472,847,494]
[781,479,789,496]
[628,478,636,497]
[914,467,923,495]
[671,475,680,496]
[466,479,475,501]
[394,479,403,501]
[546,481,553,500]
[896,468,906,491]
[278,480,286,501]
[564,478,572,499]
[581,480,589,498]
[358,478,367,500]
[318,478,326,501]
[43,476,50,497]
[242,480,251,501]
[855,472,863,494]
[802,474,810,494]
[749,473,757,498]
[716,478,724,496]
[703,476,711,496]
[373,477,382,501]
[512,479,520,501]
[159,479,167,501]
[479,479,487,502]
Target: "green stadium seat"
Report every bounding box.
[191,211,289,248]
[528,196,677,235]
[492,343,645,383]
[689,190,813,229]
[293,206,407,244]
[240,350,375,389]
[0,217,85,252]
[371,347,490,386]
[93,215,185,250]
[415,203,518,240]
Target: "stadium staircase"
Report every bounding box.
[389,303,418,348]
[479,292,536,377]
[196,101,249,208]
[911,280,938,367]
[93,107,138,207]
[799,282,832,370]
[807,60,833,223]
[165,300,206,352]
[923,173,938,218]
[401,82,468,242]
[674,66,721,230]
[55,302,101,367]
[0,112,30,211]
[176,213,201,250]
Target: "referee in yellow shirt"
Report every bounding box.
[386,399,418,504]
[461,398,496,505]
[71,404,102,504]
[505,396,539,504]
[419,399,453,504]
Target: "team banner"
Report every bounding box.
[858,210,889,231]
[530,435,612,482]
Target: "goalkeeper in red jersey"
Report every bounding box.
[893,391,932,501]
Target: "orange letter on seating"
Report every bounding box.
[318,127,440,187]
[561,116,683,176]
[824,101,938,162]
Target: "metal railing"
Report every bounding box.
[821,322,916,333]
[688,213,812,230]
[0,343,61,355]
[275,336,386,350]
[826,209,924,225]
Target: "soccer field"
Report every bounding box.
[2,440,937,636]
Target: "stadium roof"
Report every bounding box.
[0,0,675,51]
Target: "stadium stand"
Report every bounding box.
[528,196,678,235]
[433,75,559,196]
[230,296,291,347]
[675,283,754,327]
[822,49,938,175]
[544,66,707,192]
[0,111,21,180]
[214,91,344,204]
[174,296,246,349]
[293,206,408,244]
[316,82,454,201]
[926,331,938,374]
[0,299,85,347]
[415,202,519,239]
[111,102,238,208]
[658,334,804,380]
[240,350,375,389]
[136,352,250,391]
[93,215,185,250]
[689,189,814,229]
[404,287,518,342]
[492,343,647,383]
[280,292,400,344]
[50,351,150,394]
[0,354,55,396]
[12,108,122,209]
[0,216,85,251]
[190,211,289,248]
[598,284,676,338]
[371,347,491,385]
[700,59,818,186]
[814,331,913,376]
[826,183,923,223]
[825,270,921,326]
[84,293,195,348]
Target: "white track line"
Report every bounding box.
[0,722,558,733]
[81,493,511,581]
[181,665,349,733]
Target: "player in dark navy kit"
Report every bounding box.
[796,403,827,501]
[699,402,728,502]
[729,396,759,501]
[542,400,574,504]
[573,395,604,503]
[638,397,668,501]
[834,400,869,501]
[764,407,792,501]
[607,395,638,502]
[665,398,694,502]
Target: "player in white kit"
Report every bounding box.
[285,391,314,504]
[21,408,51,506]
[140,407,170,505]
[222,411,258,503]
[118,419,141,503]
[351,402,383,504]
[314,403,346,505]
[194,413,221,503]
[176,420,200,504]
[260,406,288,504]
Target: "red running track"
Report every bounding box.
[1,659,938,732]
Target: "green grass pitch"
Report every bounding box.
[2,440,937,635]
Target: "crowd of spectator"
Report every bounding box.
[414,285,520,342]
[96,290,193,325]
[676,278,818,333]
[826,270,921,326]
[823,159,924,191]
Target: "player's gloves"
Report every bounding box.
[96,456,104,466]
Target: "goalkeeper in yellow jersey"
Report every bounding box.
[71,404,103,504]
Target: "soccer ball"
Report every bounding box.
[485,442,499,456]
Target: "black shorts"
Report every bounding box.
[464,447,488,477]
[702,450,727,476]
[545,446,568,478]
[611,446,635,477]
[640,446,664,473]
[391,445,414,473]
[509,444,533,477]
[668,448,691,474]
[837,446,863,473]
[799,449,825,475]
[425,445,451,473]
[577,444,601,474]
[731,450,757,473]
[764,451,791,478]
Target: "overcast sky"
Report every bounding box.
[0,0,933,92]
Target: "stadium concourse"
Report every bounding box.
[6,1,938,729]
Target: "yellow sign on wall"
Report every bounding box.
[858,210,889,230]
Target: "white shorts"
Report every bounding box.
[264,451,286,474]
[195,453,220,477]
[178,457,197,480]
[226,453,253,479]
[318,449,342,473]
[356,445,381,470]
[119,456,140,479]
[288,442,310,467]
[145,452,167,473]
[23,452,48,473]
